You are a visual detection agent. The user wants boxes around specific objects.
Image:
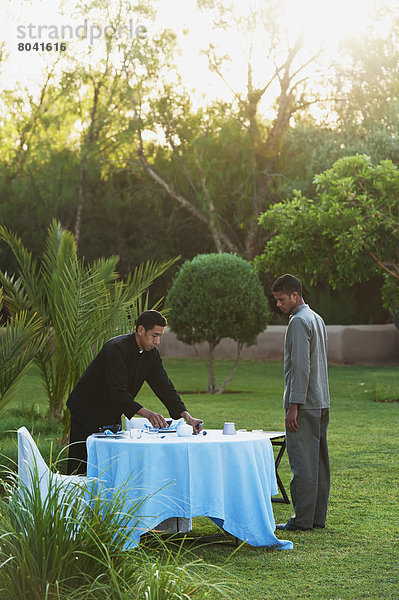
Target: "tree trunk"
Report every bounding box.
[138,148,239,254]
[75,80,101,246]
[217,342,243,394]
[74,166,86,246]
[207,342,219,393]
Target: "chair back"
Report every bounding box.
[18,426,91,502]
[17,426,51,499]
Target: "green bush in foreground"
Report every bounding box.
[0,469,134,598]
[0,462,234,600]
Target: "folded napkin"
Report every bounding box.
[144,418,184,433]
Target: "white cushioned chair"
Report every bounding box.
[17,426,92,507]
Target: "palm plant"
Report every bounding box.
[0,295,46,415]
[0,220,177,420]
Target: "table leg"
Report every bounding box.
[154,517,192,533]
[271,438,290,504]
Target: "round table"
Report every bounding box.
[86,430,293,550]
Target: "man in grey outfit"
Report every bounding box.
[272,274,330,531]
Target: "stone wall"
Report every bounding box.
[3,324,397,366]
[160,324,399,366]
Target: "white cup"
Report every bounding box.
[223,422,236,435]
[177,424,193,437]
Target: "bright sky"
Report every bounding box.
[0,0,395,106]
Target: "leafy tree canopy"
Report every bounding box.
[256,154,399,322]
[167,253,270,346]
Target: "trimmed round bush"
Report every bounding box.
[166,254,270,394]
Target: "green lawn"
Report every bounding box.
[1,359,398,600]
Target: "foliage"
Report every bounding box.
[131,545,230,600]
[0,458,227,600]
[0,0,180,262]
[166,253,270,392]
[134,0,328,259]
[333,6,399,164]
[0,298,46,415]
[304,284,359,325]
[138,104,257,256]
[0,220,177,419]
[256,154,399,325]
[0,465,137,598]
[381,273,399,328]
[2,1,399,305]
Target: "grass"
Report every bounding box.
[0,460,225,600]
[1,359,398,599]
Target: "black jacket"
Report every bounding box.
[66,334,186,432]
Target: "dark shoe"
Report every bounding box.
[313,523,325,529]
[276,522,312,531]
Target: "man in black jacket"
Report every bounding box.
[67,310,202,474]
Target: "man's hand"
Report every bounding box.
[137,407,168,429]
[181,410,203,434]
[285,403,299,433]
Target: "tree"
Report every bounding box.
[256,154,399,327]
[332,4,399,164]
[52,0,170,245]
[166,253,270,393]
[129,0,325,259]
[0,0,178,253]
[0,220,177,420]
[134,100,247,255]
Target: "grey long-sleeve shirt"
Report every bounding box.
[283,304,330,410]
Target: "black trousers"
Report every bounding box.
[67,419,95,475]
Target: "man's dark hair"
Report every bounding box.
[135,310,167,331]
[272,274,303,297]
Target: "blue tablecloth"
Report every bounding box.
[86,430,293,550]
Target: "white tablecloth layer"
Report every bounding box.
[86,430,293,550]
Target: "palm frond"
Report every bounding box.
[0,226,44,315]
[0,307,46,413]
[40,219,65,276]
[38,262,111,406]
[124,257,180,302]
[89,255,120,284]
[0,272,31,315]
[1,221,180,419]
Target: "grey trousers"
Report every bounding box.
[285,408,330,529]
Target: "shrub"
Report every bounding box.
[0,460,235,599]
[166,253,270,392]
[0,467,135,598]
